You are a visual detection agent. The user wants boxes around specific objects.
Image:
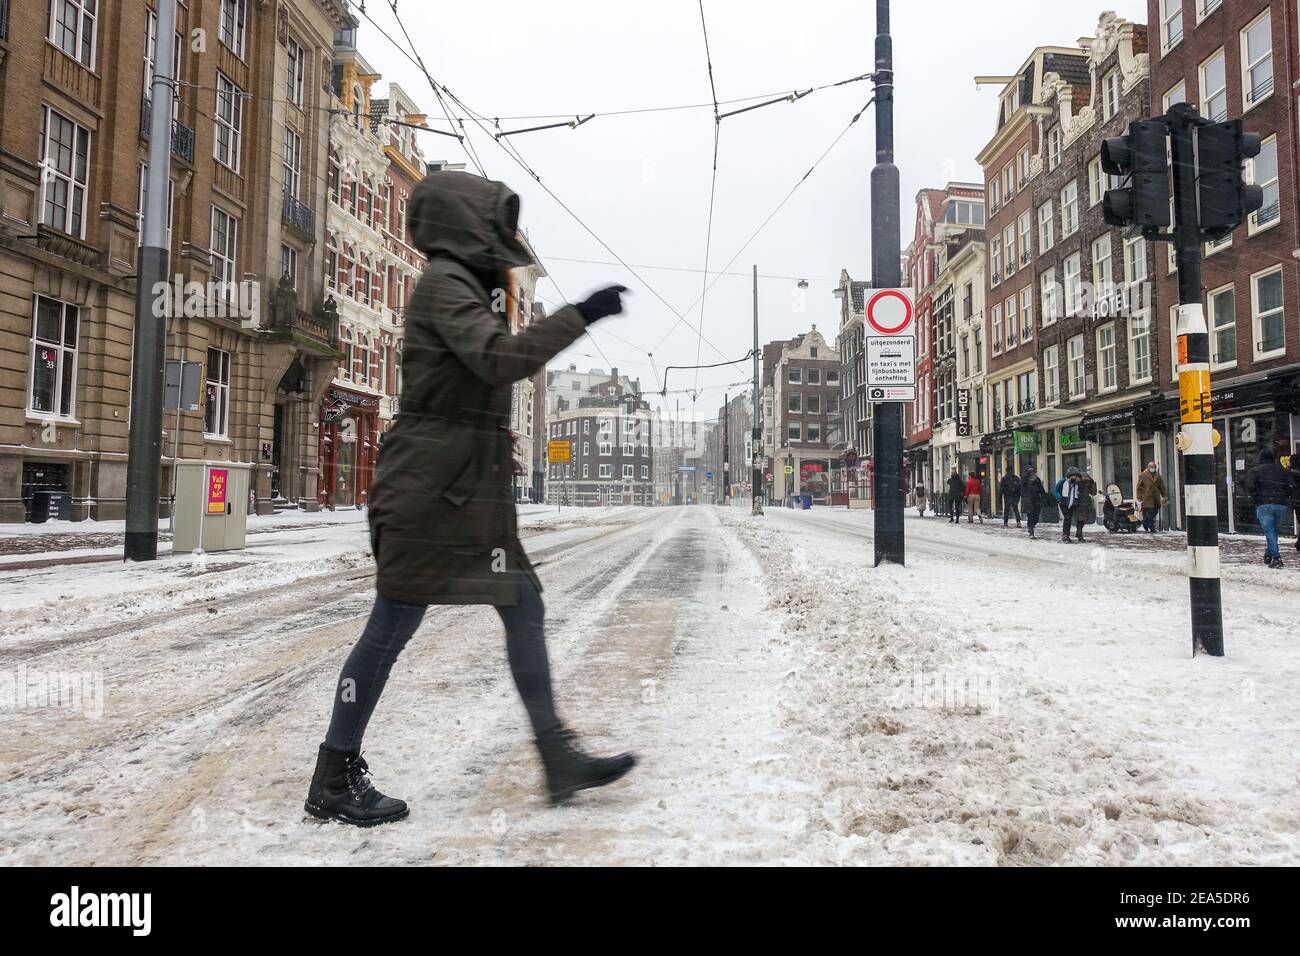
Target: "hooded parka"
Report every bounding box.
[368,172,588,605]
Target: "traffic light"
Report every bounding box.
[1194,119,1263,240]
[1101,120,1171,233]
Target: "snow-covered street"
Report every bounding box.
[1,504,1297,865]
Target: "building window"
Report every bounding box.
[1161,0,1183,52]
[787,422,801,442]
[808,367,821,385]
[1040,267,1058,327]
[1102,69,1120,120]
[1005,296,1018,347]
[599,442,611,456]
[1037,200,1054,253]
[599,464,611,478]
[1128,312,1151,384]
[286,36,306,107]
[1199,48,1227,122]
[1067,336,1085,398]
[280,244,298,289]
[641,465,649,479]
[1004,225,1016,276]
[39,107,91,238]
[205,347,231,437]
[1043,345,1060,405]
[28,296,79,418]
[807,394,821,414]
[1059,181,1079,238]
[283,126,302,199]
[1063,253,1082,316]
[219,0,247,58]
[214,72,244,171]
[990,238,1001,283]
[622,464,634,479]
[788,366,801,384]
[788,393,801,413]
[1241,11,1273,109]
[1096,324,1117,392]
[1123,235,1147,286]
[1018,211,1032,264]
[582,464,590,478]
[1092,234,1113,298]
[1209,284,1236,369]
[1020,286,1033,343]
[1049,127,1062,170]
[808,423,821,443]
[49,0,97,68]
[1018,146,1031,186]
[1248,135,1279,231]
[827,369,840,384]
[991,304,1003,355]
[1252,267,1285,356]
[210,207,239,303]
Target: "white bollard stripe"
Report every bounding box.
[1183,484,1217,515]
[1189,545,1221,579]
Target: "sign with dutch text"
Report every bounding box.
[207,468,228,515]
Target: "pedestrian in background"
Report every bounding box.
[305,172,635,826]
[1021,468,1045,539]
[999,468,1023,527]
[964,471,983,524]
[1055,467,1081,543]
[947,469,965,524]
[1288,448,1300,554]
[916,483,928,518]
[1073,472,1098,542]
[1135,461,1167,533]
[1245,447,1297,569]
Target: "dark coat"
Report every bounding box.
[1021,475,1045,509]
[1074,477,1098,522]
[946,474,965,500]
[999,473,1022,498]
[368,172,588,606]
[1245,459,1297,507]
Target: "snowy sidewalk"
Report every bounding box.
[720,506,1300,864]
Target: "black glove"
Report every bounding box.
[576,285,628,324]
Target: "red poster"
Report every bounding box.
[207,468,228,515]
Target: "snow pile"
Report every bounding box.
[722,508,1300,865]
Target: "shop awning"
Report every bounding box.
[1078,397,1166,437]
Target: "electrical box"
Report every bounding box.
[172,460,251,553]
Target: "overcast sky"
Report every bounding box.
[362,0,1148,420]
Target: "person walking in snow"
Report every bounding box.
[1054,467,1081,543]
[999,468,1023,527]
[915,483,928,517]
[947,468,965,524]
[1245,447,1297,569]
[1021,468,1046,539]
[1072,472,1098,542]
[305,171,635,827]
[964,471,983,524]
[1135,461,1167,533]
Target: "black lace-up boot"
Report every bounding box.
[535,725,636,805]
[304,746,409,826]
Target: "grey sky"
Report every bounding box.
[363,0,1148,419]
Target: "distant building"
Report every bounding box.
[544,394,654,506]
[764,327,841,503]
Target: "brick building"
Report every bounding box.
[832,273,870,502]
[0,0,349,522]
[1149,0,1300,534]
[765,326,841,503]
[544,393,653,507]
[1018,14,1166,513]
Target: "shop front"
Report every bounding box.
[319,387,380,510]
[1077,398,1171,518]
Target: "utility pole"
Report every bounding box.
[124,0,178,562]
[870,0,905,566]
[722,392,730,505]
[752,265,763,515]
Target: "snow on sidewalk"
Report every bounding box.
[720,506,1300,865]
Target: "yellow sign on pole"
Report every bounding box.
[547,440,571,463]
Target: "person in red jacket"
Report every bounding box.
[964,472,983,524]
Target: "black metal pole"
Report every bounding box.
[871,0,905,566]
[752,264,764,515]
[125,0,178,561]
[1167,102,1223,656]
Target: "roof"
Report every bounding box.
[1043,52,1089,87]
[850,281,868,312]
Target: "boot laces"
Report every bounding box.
[344,753,375,798]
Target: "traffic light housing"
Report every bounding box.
[1195,119,1263,240]
[1101,120,1171,233]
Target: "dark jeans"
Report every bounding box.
[1060,506,1074,538]
[1002,496,1021,524]
[1141,506,1159,532]
[323,572,559,752]
[1025,501,1041,534]
[949,496,962,522]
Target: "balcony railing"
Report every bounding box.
[1017,397,1037,414]
[282,190,316,239]
[139,95,195,163]
[1246,74,1274,106]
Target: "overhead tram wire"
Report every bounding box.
[647,94,876,355]
[692,0,723,398]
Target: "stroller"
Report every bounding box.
[1102,482,1141,533]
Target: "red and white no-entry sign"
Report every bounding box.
[865,288,914,336]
